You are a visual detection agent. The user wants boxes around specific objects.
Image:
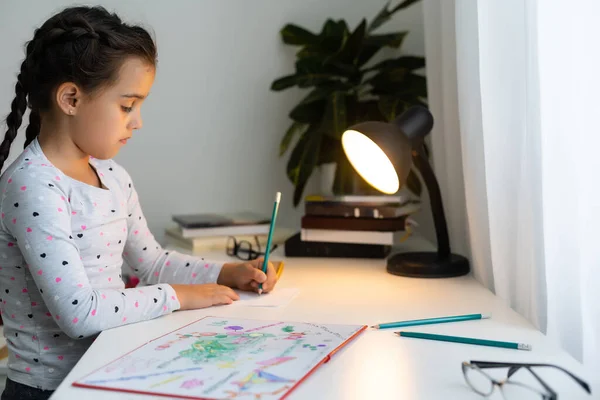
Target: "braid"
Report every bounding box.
[0,60,29,172]
[24,110,41,149]
[44,26,100,44]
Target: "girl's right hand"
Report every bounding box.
[170,284,240,310]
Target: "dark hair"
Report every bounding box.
[1,5,157,171]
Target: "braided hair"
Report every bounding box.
[1,6,157,171]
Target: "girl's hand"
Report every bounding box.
[170,283,239,311]
[218,258,278,294]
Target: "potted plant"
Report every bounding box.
[271,0,428,206]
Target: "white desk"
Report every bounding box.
[51,236,595,399]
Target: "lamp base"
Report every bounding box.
[386,251,470,278]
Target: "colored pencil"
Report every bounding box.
[371,313,491,329]
[395,331,532,351]
[259,192,281,295]
[275,261,285,280]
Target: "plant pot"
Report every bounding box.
[318,163,336,196]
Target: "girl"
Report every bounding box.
[0,5,277,400]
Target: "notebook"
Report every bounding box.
[72,316,366,399]
[172,212,271,238]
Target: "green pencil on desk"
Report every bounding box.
[371,313,491,329]
[395,331,532,351]
[259,191,281,295]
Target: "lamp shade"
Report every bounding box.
[341,106,434,194]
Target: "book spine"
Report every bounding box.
[305,194,407,203]
[300,229,395,246]
[301,215,407,231]
[304,203,403,218]
[284,233,390,259]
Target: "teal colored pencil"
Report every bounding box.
[258,192,281,295]
[395,331,532,351]
[371,313,491,329]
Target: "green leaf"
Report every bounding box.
[286,128,308,183]
[280,122,307,157]
[317,135,340,165]
[364,32,408,49]
[401,73,428,97]
[296,46,326,59]
[370,72,427,98]
[325,19,367,66]
[295,54,359,81]
[368,0,422,33]
[289,98,327,123]
[405,168,422,197]
[369,1,392,34]
[298,87,332,106]
[319,19,350,52]
[357,44,383,67]
[378,96,403,121]
[365,56,426,72]
[280,24,319,46]
[272,58,347,93]
[351,99,386,125]
[295,57,324,74]
[270,74,298,91]
[296,74,341,88]
[293,19,350,61]
[356,32,409,67]
[365,67,409,87]
[286,126,322,206]
[321,91,347,139]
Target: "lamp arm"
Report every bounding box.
[411,147,451,258]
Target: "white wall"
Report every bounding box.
[0,0,427,244]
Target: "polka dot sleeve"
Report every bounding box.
[0,168,179,339]
[119,170,224,286]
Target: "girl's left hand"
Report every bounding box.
[218,258,278,293]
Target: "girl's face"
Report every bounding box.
[72,57,155,160]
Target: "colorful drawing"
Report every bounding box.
[181,378,204,389]
[84,367,204,385]
[75,316,366,400]
[224,385,291,399]
[256,357,295,367]
[225,325,244,331]
[232,369,295,391]
[150,374,184,388]
[179,331,276,364]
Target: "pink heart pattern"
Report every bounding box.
[0,157,215,374]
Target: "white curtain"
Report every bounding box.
[423,0,599,383]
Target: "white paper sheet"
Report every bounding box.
[231,288,299,308]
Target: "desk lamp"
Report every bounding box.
[341,105,469,278]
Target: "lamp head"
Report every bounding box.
[341,106,433,194]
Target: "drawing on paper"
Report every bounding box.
[75,316,365,400]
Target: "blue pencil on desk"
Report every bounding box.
[371,313,491,329]
[395,331,532,351]
[259,191,281,295]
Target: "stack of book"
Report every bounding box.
[165,211,290,253]
[284,194,421,259]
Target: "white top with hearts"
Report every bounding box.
[0,138,223,391]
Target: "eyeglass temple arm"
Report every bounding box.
[470,361,591,394]
[253,236,278,254]
[253,236,261,253]
[523,367,557,399]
